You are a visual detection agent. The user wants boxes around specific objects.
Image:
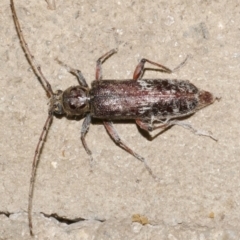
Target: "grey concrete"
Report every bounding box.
[1,0,240,239]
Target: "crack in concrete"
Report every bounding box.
[0,211,105,225]
[41,212,86,224]
[0,211,10,217]
[41,212,106,224]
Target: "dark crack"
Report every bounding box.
[0,211,10,217]
[41,212,105,225]
[41,213,85,224]
[0,210,106,225]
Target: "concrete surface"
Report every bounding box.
[1,0,240,239]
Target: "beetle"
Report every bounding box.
[10,0,217,236]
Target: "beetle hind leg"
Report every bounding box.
[136,119,171,132]
[136,119,217,141]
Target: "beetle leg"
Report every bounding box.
[133,58,172,80]
[136,119,173,138]
[169,120,217,141]
[103,120,159,180]
[56,58,89,87]
[73,69,89,87]
[136,119,217,141]
[135,119,170,132]
[96,49,118,80]
[81,114,93,163]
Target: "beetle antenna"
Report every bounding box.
[10,0,54,96]
[28,114,53,236]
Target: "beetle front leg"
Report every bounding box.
[56,59,89,87]
[96,49,118,81]
[103,120,159,180]
[71,69,88,87]
[81,114,93,163]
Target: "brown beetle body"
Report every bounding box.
[89,79,214,120]
[56,79,214,121]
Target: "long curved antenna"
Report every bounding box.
[10,0,54,96]
[28,114,53,236]
[10,0,56,236]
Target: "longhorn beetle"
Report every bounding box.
[10,0,217,236]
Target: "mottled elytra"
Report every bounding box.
[10,0,217,236]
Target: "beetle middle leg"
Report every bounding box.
[133,58,172,80]
[133,55,189,80]
[103,121,159,180]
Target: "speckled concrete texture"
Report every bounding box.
[1,0,240,239]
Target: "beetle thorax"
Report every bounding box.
[61,86,90,116]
